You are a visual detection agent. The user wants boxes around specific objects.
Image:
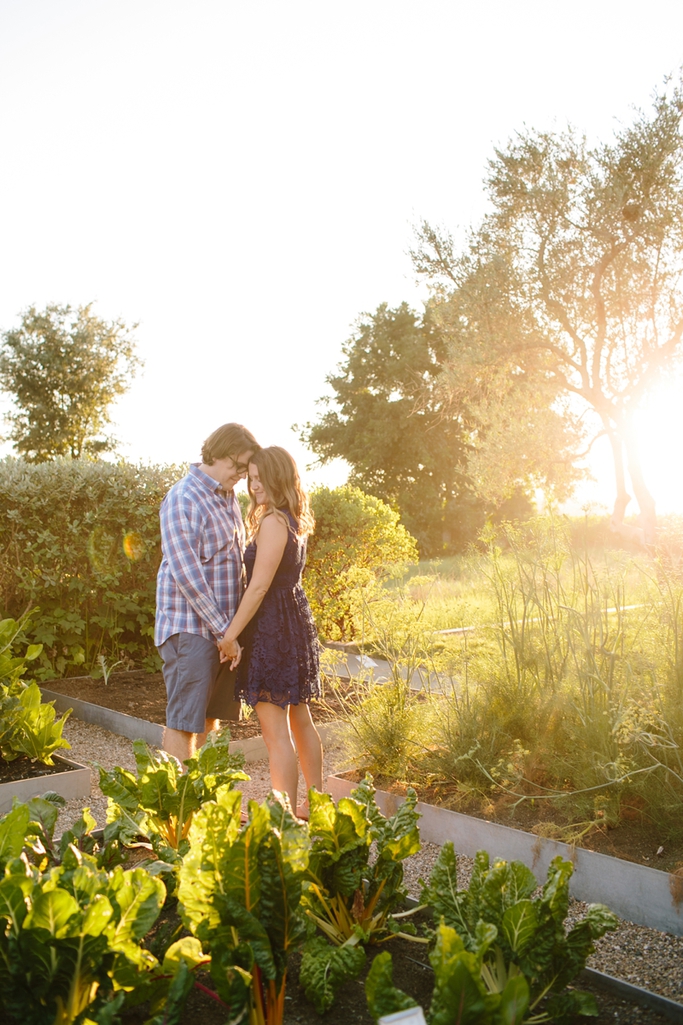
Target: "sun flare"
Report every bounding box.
[632,378,683,514]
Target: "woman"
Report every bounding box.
[218,446,322,817]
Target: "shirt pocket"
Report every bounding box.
[199,514,239,563]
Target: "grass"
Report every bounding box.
[328,515,683,841]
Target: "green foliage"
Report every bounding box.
[305,484,418,640]
[301,303,474,556]
[177,789,309,1025]
[0,613,70,764]
[412,76,683,539]
[98,731,248,863]
[413,845,618,1023]
[0,458,183,677]
[300,776,423,1012]
[0,303,141,462]
[0,844,169,1025]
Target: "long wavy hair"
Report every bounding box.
[245,446,315,539]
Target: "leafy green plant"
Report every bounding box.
[0,840,173,1024]
[0,613,71,765]
[177,788,309,1025]
[98,730,248,863]
[299,776,425,1012]
[368,844,617,1024]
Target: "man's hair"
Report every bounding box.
[201,423,259,465]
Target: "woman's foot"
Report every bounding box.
[296,801,310,821]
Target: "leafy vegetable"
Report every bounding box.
[0,612,70,765]
[299,775,425,1011]
[98,729,248,862]
[380,845,618,1023]
[177,788,309,1025]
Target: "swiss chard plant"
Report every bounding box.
[0,613,71,765]
[367,845,619,1024]
[299,775,425,1012]
[98,729,248,863]
[177,788,310,1025]
[0,835,186,1025]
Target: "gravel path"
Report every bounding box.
[55,719,683,1011]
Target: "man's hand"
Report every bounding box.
[218,633,242,669]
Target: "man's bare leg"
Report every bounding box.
[196,718,220,749]
[162,726,195,764]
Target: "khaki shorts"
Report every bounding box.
[159,632,241,733]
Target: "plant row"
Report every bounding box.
[0,714,619,1025]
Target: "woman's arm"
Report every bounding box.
[218,513,288,659]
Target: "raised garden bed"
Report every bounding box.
[327,771,683,938]
[0,753,90,814]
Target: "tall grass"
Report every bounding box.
[336,517,683,835]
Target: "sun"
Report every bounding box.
[631,377,683,515]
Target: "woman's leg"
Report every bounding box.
[289,703,323,813]
[256,701,299,810]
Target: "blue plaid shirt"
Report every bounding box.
[154,464,245,647]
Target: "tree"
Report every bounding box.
[0,303,141,461]
[302,303,575,554]
[412,75,683,544]
[302,303,470,553]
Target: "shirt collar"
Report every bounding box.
[189,462,231,496]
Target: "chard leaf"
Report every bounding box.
[583,903,619,939]
[540,857,573,924]
[480,860,536,926]
[301,935,366,1013]
[0,803,31,869]
[106,867,165,953]
[81,893,114,936]
[308,792,370,864]
[545,987,599,1022]
[422,843,472,940]
[365,950,418,1019]
[162,936,207,973]
[496,973,530,1025]
[500,900,538,957]
[178,797,241,936]
[24,887,79,937]
[0,874,34,930]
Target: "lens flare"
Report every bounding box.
[122,531,145,561]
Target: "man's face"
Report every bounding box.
[212,450,253,492]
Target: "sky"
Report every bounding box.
[1,0,683,513]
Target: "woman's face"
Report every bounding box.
[249,463,268,506]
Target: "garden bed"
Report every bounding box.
[41,669,346,737]
[0,753,90,814]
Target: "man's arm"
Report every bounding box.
[160,490,234,639]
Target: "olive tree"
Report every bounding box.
[0,303,141,461]
[413,75,683,543]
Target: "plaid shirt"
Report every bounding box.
[154,464,245,647]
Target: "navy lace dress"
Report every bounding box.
[236,510,321,708]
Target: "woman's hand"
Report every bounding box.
[218,634,242,669]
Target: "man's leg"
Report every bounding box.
[159,634,220,763]
[195,718,221,748]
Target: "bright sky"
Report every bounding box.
[1,0,683,513]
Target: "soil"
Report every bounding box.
[0,754,74,784]
[41,670,346,740]
[341,771,683,876]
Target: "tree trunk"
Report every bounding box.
[623,422,657,545]
[605,425,647,546]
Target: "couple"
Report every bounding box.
[154,422,323,817]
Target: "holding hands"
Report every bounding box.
[218,633,242,668]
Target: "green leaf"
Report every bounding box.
[0,803,31,869]
[500,900,538,956]
[301,935,366,1013]
[25,887,80,937]
[495,974,530,1025]
[365,950,418,1020]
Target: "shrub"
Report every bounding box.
[305,485,418,640]
[0,457,184,677]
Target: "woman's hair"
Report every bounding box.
[245,446,315,539]
[201,423,259,465]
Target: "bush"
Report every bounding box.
[0,457,184,677]
[305,485,418,641]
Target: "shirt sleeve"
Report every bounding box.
[160,489,232,640]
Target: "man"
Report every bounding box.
[154,422,258,763]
